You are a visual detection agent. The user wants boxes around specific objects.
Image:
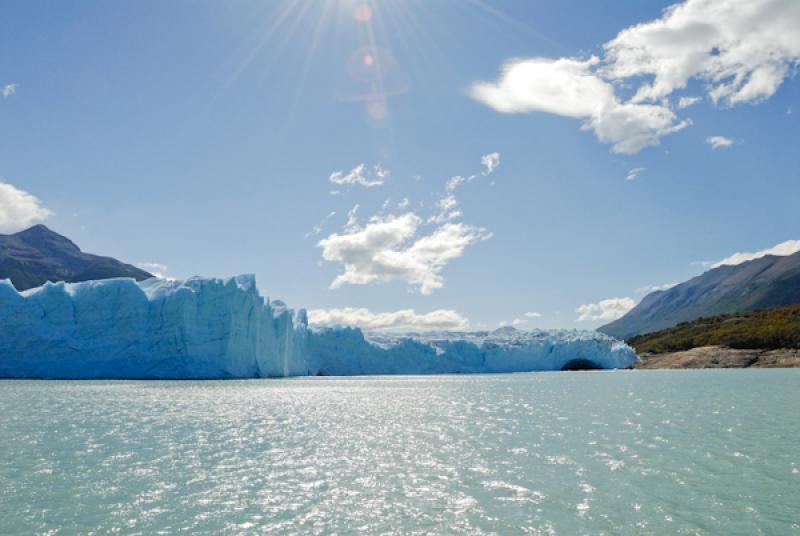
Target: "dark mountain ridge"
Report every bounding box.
[0,224,152,291]
[599,250,800,339]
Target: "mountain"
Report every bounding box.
[627,304,800,354]
[599,251,800,340]
[0,224,152,291]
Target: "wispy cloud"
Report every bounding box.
[706,136,734,149]
[0,180,51,232]
[576,297,636,322]
[428,194,462,224]
[470,0,800,153]
[2,84,17,98]
[626,167,645,181]
[498,311,541,327]
[308,307,469,331]
[304,211,336,239]
[136,262,169,279]
[677,96,702,109]
[329,164,388,188]
[635,282,677,294]
[498,318,527,327]
[481,152,500,175]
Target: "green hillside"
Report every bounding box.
[627,304,800,354]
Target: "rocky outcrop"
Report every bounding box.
[635,345,800,369]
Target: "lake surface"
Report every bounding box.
[1,370,798,535]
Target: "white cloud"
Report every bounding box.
[136,262,169,279]
[428,194,462,224]
[318,213,491,295]
[481,152,500,175]
[576,297,636,322]
[471,57,611,117]
[0,180,51,232]
[635,282,677,294]
[470,0,800,153]
[706,135,734,149]
[498,317,528,327]
[344,204,360,231]
[304,211,336,239]
[626,167,645,181]
[446,175,465,193]
[470,57,689,154]
[677,96,702,109]
[498,311,541,327]
[710,239,800,268]
[329,164,388,188]
[603,0,800,105]
[2,84,17,98]
[318,154,494,294]
[308,307,469,331]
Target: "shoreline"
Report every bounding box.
[634,345,800,369]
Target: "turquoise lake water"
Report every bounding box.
[1,370,798,535]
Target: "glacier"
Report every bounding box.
[0,275,638,379]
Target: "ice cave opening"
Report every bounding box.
[560,359,602,371]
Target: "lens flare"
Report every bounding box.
[352,3,372,23]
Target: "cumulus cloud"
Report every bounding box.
[318,213,491,295]
[576,297,636,322]
[481,152,500,175]
[626,167,645,181]
[706,135,734,149]
[308,307,469,331]
[0,180,51,232]
[136,262,169,279]
[525,311,542,318]
[603,0,800,106]
[318,154,495,294]
[710,239,800,268]
[2,84,17,98]
[470,0,800,153]
[329,164,388,188]
[470,57,689,154]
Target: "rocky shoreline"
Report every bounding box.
[635,345,800,369]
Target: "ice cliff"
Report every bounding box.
[0,276,638,379]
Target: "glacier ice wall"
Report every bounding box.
[0,276,638,379]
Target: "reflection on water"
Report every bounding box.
[1,370,798,534]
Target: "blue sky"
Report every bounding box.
[0,0,798,330]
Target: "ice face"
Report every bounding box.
[0,276,638,379]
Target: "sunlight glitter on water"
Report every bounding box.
[1,370,798,534]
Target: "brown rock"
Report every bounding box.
[635,345,800,369]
